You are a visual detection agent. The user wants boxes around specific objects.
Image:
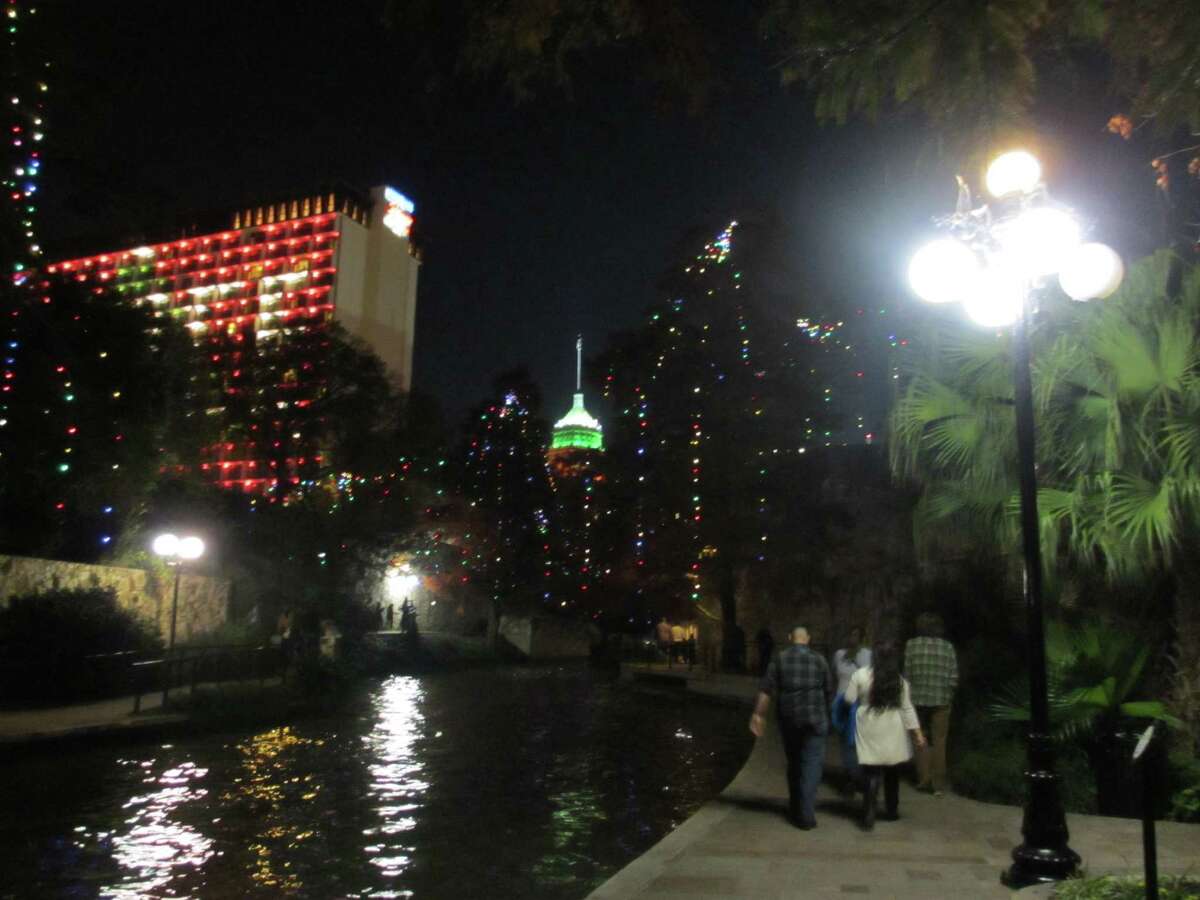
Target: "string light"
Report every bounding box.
[3,0,46,274]
[45,213,359,497]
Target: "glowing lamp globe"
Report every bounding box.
[152,533,180,557]
[963,263,1024,328]
[986,151,1042,198]
[908,238,979,304]
[1000,207,1081,278]
[178,536,205,560]
[1058,242,1124,301]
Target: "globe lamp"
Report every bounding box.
[1000,207,1081,278]
[908,238,979,304]
[178,536,205,560]
[986,151,1042,198]
[1058,242,1125,301]
[963,260,1024,328]
[152,533,180,557]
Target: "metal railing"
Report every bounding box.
[83,644,285,714]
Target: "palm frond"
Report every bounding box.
[1154,312,1196,396]
[1104,474,1176,559]
[1118,702,1184,728]
[1089,312,1161,400]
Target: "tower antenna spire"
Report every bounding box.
[576,334,582,392]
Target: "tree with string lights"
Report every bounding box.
[458,368,556,622]
[599,219,851,658]
[0,280,204,561]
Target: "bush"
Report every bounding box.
[1171,785,1200,823]
[1166,750,1200,823]
[951,709,1097,813]
[0,587,161,705]
[1054,875,1200,899]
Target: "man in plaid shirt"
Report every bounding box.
[904,612,958,795]
[749,626,833,829]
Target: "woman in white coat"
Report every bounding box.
[843,641,926,829]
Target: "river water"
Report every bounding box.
[0,665,751,899]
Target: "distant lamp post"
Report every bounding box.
[152,532,205,653]
[908,150,1123,888]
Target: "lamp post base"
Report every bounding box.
[1001,733,1080,888]
[1004,843,1081,888]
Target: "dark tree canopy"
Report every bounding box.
[413,0,1200,135]
[458,367,556,612]
[0,280,204,560]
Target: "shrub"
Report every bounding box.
[1054,874,1200,899]
[951,709,1097,813]
[0,587,161,705]
[1166,750,1200,823]
[1171,785,1200,823]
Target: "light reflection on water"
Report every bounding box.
[222,725,327,892]
[0,666,751,899]
[364,676,427,885]
[104,759,214,899]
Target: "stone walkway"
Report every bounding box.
[620,662,762,705]
[0,678,280,744]
[594,687,1199,899]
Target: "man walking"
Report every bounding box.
[904,612,958,796]
[749,626,834,830]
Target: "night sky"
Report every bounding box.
[35,3,1163,424]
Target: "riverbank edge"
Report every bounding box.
[618,662,760,708]
[0,679,303,757]
[0,658,613,754]
[586,664,760,899]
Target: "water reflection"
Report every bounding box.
[533,783,607,888]
[0,667,750,900]
[106,756,213,898]
[364,676,427,886]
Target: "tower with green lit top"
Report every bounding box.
[547,337,609,611]
[549,337,603,455]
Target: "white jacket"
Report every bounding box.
[844,667,920,766]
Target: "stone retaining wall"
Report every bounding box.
[0,554,229,644]
[498,614,596,659]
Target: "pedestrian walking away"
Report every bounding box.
[755,626,775,677]
[843,641,926,830]
[685,620,698,668]
[832,626,871,791]
[748,625,833,830]
[904,612,958,796]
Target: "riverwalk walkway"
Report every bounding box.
[607,664,1199,899]
[0,678,280,744]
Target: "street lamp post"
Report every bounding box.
[907,151,1124,887]
[152,532,205,705]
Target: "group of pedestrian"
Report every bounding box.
[749,613,958,831]
[379,599,418,635]
[655,616,698,667]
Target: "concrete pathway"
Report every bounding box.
[596,681,1199,899]
[0,678,280,744]
[620,662,761,705]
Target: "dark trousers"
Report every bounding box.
[862,764,900,824]
[779,720,826,826]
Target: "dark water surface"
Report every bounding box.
[0,666,751,899]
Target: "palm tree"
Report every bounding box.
[890,250,1200,744]
[989,618,1181,815]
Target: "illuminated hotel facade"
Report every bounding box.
[41,185,420,493]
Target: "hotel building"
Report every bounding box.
[41,185,420,493]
